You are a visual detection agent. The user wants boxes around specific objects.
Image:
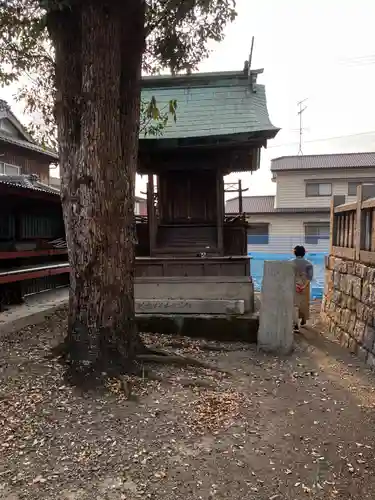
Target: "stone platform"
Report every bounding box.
[1,276,258,342]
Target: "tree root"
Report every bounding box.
[145,340,249,353]
[137,350,232,376]
[144,370,215,389]
[48,333,232,392]
[178,377,216,389]
[199,343,247,352]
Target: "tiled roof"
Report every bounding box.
[225,195,330,214]
[0,133,58,160]
[271,152,375,172]
[140,70,279,140]
[0,174,60,196]
[226,195,275,214]
[0,99,10,113]
[0,99,58,160]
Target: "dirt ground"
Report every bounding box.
[1,301,375,500]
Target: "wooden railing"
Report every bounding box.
[331,184,375,264]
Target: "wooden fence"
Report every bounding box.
[331,184,375,264]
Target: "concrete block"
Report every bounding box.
[369,284,375,304]
[356,302,365,320]
[340,293,348,308]
[362,280,371,304]
[352,276,362,300]
[333,290,342,304]
[329,322,338,336]
[347,313,357,336]
[338,274,347,293]
[367,267,375,283]
[340,308,351,329]
[355,263,368,279]
[333,258,343,271]
[343,261,350,273]
[366,352,375,370]
[347,261,355,275]
[135,298,245,315]
[363,305,373,324]
[348,337,357,354]
[347,296,357,311]
[357,346,368,363]
[258,261,294,354]
[333,271,341,289]
[363,325,375,351]
[353,320,366,343]
[340,332,350,348]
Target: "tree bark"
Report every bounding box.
[48,0,145,377]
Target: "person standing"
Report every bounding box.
[291,245,313,333]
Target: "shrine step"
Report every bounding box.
[135,298,245,315]
[136,313,259,342]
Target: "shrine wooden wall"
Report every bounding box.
[158,170,217,224]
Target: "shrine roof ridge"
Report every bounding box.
[141,69,264,89]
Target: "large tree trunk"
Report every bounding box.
[48,0,145,377]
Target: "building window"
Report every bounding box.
[304,222,330,245]
[348,181,360,196]
[348,181,375,196]
[248,224,269,245]
[0,162,21,176]
[306,182,332,197]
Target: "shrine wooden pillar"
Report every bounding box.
[147,174,157,256]
[216,169,224,255]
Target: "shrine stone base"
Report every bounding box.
[134,276,257,341]
[136,313,258,342]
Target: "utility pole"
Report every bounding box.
[224,179,249,214]
[297,98,308,155]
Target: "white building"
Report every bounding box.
[226,152,375,255]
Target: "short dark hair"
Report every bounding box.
[294,245,306,257]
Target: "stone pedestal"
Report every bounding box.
[258,261,294,354]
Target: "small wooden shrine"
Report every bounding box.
[135,67,279,278]
[0,175,68,308]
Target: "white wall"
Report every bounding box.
[247,213,330,254]
[274,168,375,209]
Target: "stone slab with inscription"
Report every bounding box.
[135,299,245,315]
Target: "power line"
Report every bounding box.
[337,54,375,66]
[267,130,375,149]
[297,98,308,155]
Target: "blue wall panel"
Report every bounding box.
[249,251,326,299]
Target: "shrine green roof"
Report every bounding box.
[140,70,279,142]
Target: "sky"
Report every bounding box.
[2,0,375,196]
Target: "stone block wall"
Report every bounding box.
[321,256,375,367]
